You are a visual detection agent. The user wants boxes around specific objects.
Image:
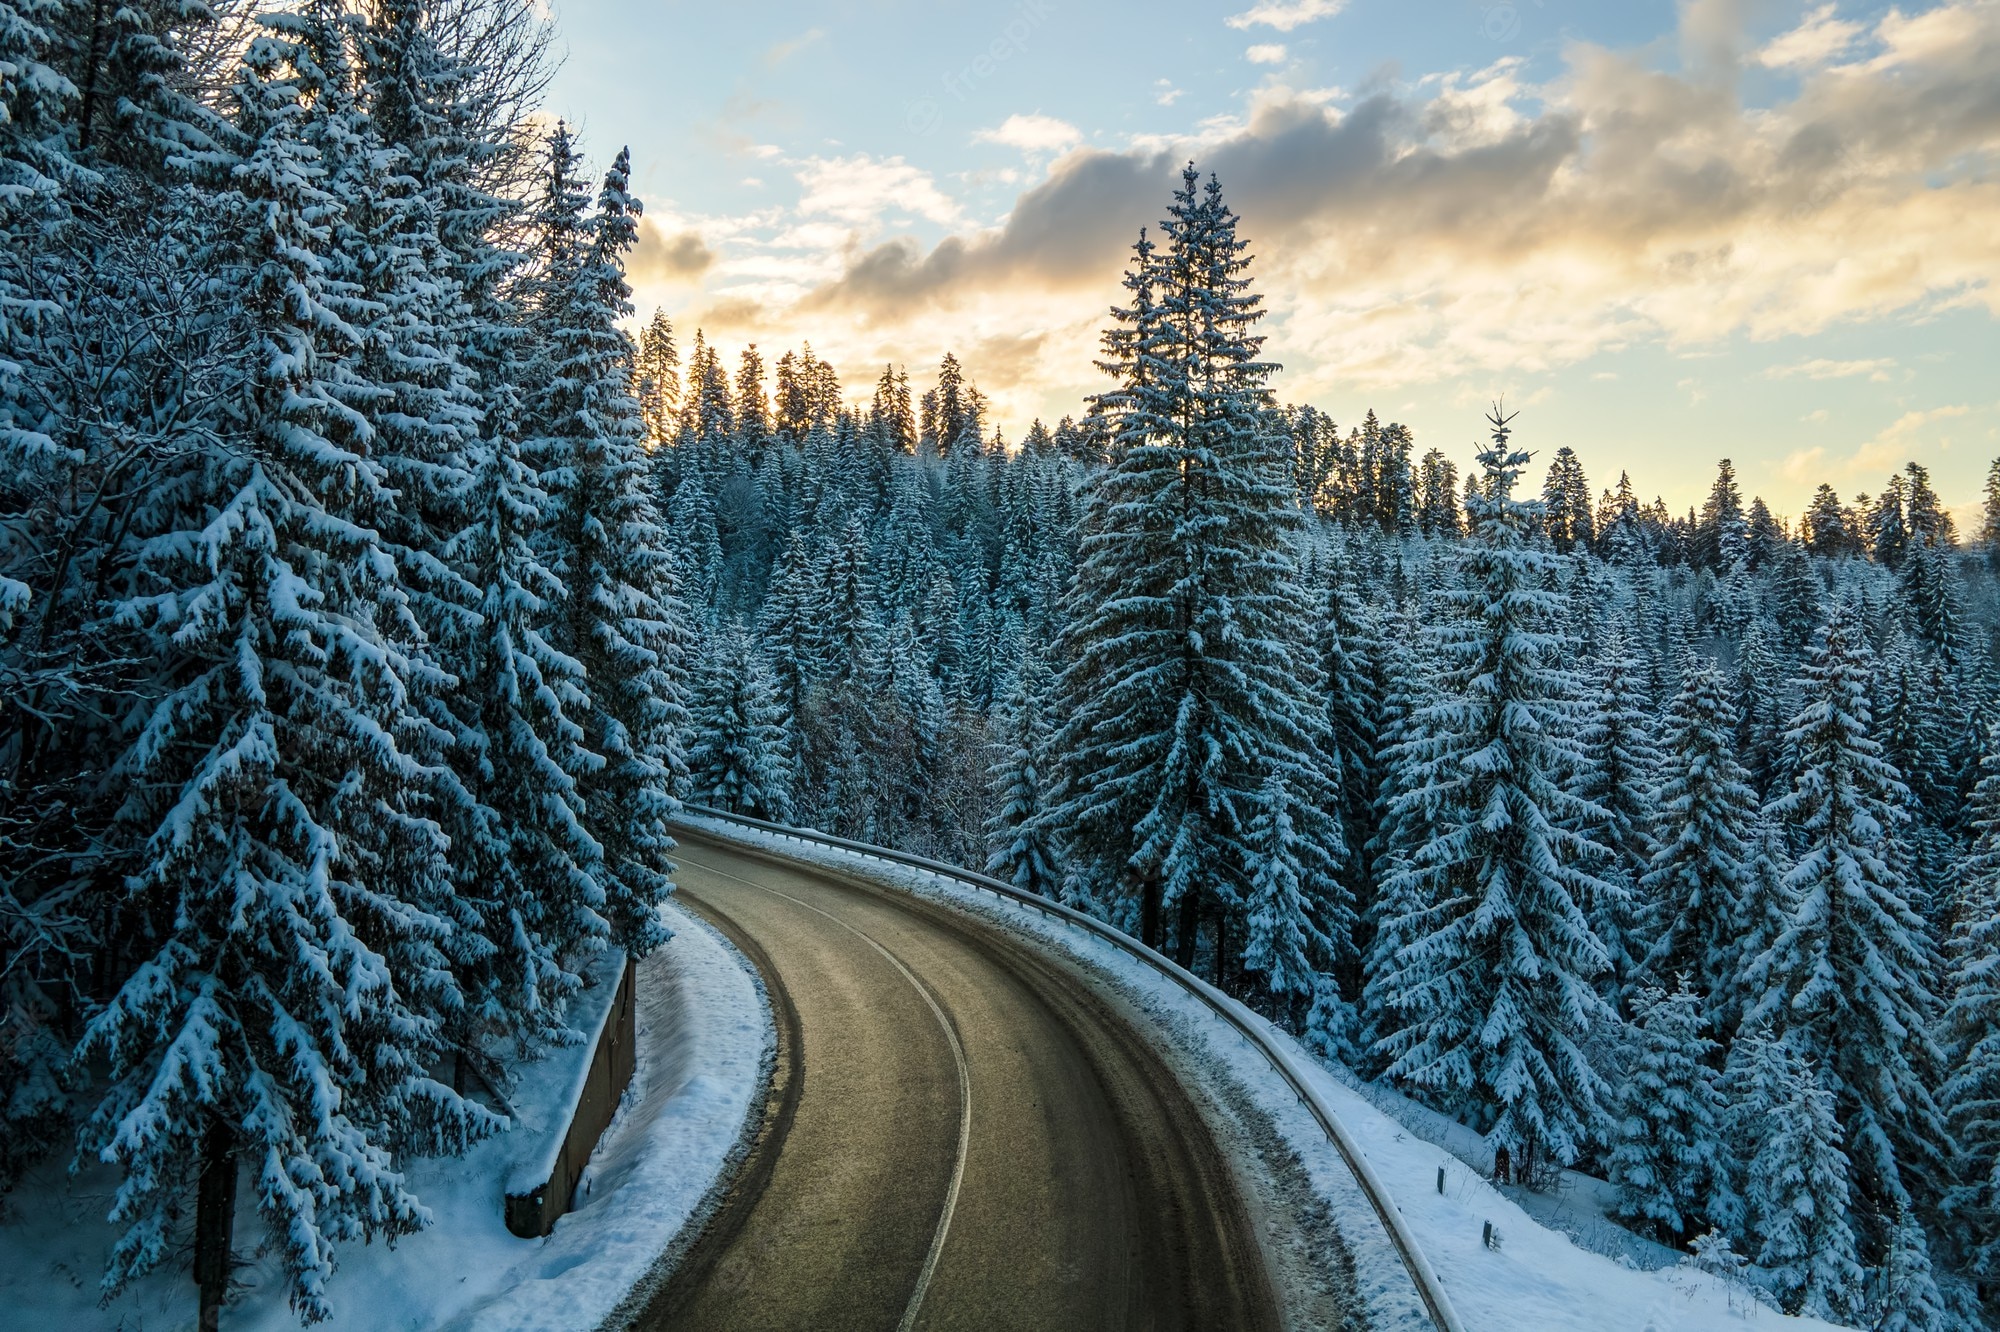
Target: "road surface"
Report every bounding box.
[634,831,1283,1332]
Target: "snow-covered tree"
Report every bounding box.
[1741,599,1948,1278]
[1571,628,1660,1009]
[1242,772,1347,1047]
[985,651,1061,896]
[1739,1038,1865,1322]
[1640,653,1758,1034]
[77,28,502,1319]
[685,626,793,821]
[1372,408,1613,1181]
[531,140,687,955]
[1608,980,1726,1245]
[1050,167,1342,980]
[448,388,607,1046]
[1941,721,2000,1288]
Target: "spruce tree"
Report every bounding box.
[1742,1039,1865,1322]
[1372,408,1613,1179]
[634,309,680,444]
[1049,166,1343,981]
[531,142,687,955]
[1695,458,1747,570]
[1941,721,2000,1288]
[79,30,500,1319]
[447,385,607,1048]
[1315,537,1382,991]
[1640,653,1758,1033]
[1608,980,1726,1245]
[1571,628,1661,1009]
[1243,772,1340,1033]
[1742,599,1949,1270]
[1541,445,1593,551]
[985,651,1061,897]
[685,626,793,821]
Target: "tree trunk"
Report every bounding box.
[1213,909,1231,989]
[194,1114,237,1332]
[79,0,108,153]
[1173,888,1200,970]
[1139,877,1162,950]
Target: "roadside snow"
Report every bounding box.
[0,897,767,1332]
[685,816,1848,1332]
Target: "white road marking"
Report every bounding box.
[675,853,973,1332]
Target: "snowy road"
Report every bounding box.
[631,832,1283,1331]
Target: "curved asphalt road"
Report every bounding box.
[635,831,1282,1332]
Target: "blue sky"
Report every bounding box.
[544,0,2000,519]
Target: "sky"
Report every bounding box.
[542,0,2000,520]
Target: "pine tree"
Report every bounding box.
[1243,773,1337,1028]
[634,309,680,444]
[1741,1039,1865,1322]
[1640,653,1758,1033]
[1771,545,1824,651]
[1900,534,1964,663]
[811,512,878,685]
[984,650,1061,897]
[1744,497,1786,571]
[78,29,501,1318]
[531,142,687,956]
[1315,540,1382,999]
[447,386,607,1048]
[1981,458,2000,563]
[1870,475,1911,569]
[1734,619,1788,801]
[735,342,770,450]
[1608,981,1726,1245]
[1050,166,1343,983]
[1941,722,2000,1287]
[1372,408,1612,1179]
[1873,1204,1948,1332]
[1742,599,1948,1257]
[1695,458,1747,570]
[1414,447,1462,537]
[1571,629,1661,1009]
[1901,462,1954,550]
[1541,445,1593,551]
[686,626,793,821]
[1723,815,1796,1037]
[1803,484,1852,558]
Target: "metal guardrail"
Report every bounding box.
[674,804,1467,1332]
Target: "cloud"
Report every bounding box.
[763,27,826,67]
[1247,44,1289,65]
[794,154,962,227]
[1155,79,1184,107]
[1782,445,1828,479]
[648,2,2000,463]
[1765,357,1899,381]
[973,113,1084,154]
[629,220,715,283]
[1756,3,1864,69]
[1827,403,1973,475]
[1679,0,1758,73]
[1878,403,1972,439]
[784,3,2000,401]
[1226,0,1347,33]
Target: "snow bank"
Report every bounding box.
[689,817,1848,1332]
[0,897,768,1332]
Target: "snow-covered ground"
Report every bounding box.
[688,816,1848,1332]
[0,897,767,1332]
